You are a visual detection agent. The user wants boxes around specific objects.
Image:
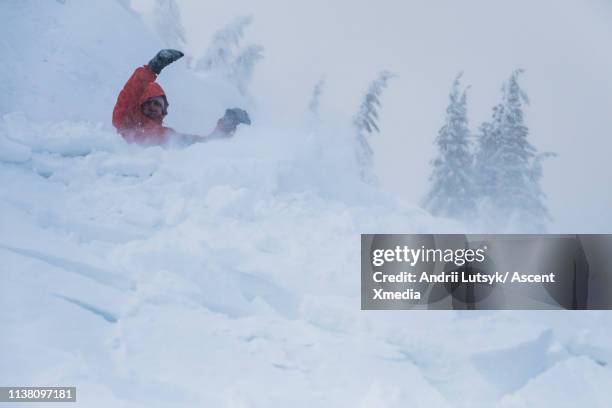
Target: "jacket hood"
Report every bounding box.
[139,82,167,106]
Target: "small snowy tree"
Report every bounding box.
[308,77,326,116]
[353,71,394,184]
[229,44,264,95]
[194,16,263,96]
[196,16,252,72]
[475,69,554,230]
[423,73,476,219]
[151,0,187,50]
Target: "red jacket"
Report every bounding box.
[112,65,175,145]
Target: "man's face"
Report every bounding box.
[142,98,166,120]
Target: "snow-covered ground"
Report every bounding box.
[1,1,611,407]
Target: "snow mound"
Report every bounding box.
[500,357,612,407]
[0,114,453,407]
[1,112,125,157]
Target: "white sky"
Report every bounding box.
[135,0,612,231]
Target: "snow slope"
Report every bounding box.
[1,1,611,407]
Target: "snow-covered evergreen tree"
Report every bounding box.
[475,69,553,230]
[196,16,252,72]
[474,103,505,203]
[151,0,187,50]
[308,77,326,116]
[228,44,264,95]
[194,16,263,96]
[353,70,394,184]
[423,73,476,219]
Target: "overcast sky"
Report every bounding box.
[134,0,612,231]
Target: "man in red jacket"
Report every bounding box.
[112,49,250,145]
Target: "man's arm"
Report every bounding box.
[175,109,251,144]
[174,125,232,145]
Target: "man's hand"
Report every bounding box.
[219,108,251,133]
[148,49,184,74]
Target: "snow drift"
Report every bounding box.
[1,1,611,407]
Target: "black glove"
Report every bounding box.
[220,108,251,133]
[148,49,184,74]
